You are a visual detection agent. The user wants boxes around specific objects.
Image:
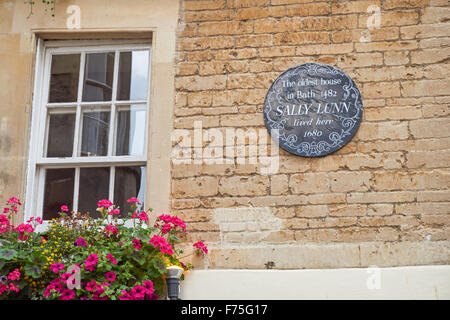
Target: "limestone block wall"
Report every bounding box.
[0,0,448,270]
[173,0,450,269]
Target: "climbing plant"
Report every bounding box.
[25,0,56,18]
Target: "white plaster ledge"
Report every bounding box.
[180,265,450,300]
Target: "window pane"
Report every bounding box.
[78,167,110,218]
[49,54,80,103]
[80,111,110,157]
[114,166,145,217]
[115,106,146,156]
[43,168,75,220]
[82,52,114,102]
[117,51,149,101]
[46,113,75,157]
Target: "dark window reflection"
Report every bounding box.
[114,166,145,217]
[49,54,80,103]
[78,167,110,218]
[43,168,75,220]
[81,111,110,157]
[82,52,114,102]
[47,113,75,157]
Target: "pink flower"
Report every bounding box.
[193,241,208,255]
[143,280,154,296]
[155,214,186,233]
[106,253,117,264]
[84,254,98,271]
[50,263,65,274]
[130,285,146,300]
[127,197,141,205]
[13,223,34,241]
[110,208,120,216]
[60,273,71,281]
[132,239,141,251]
[74,237,87,247]
[138,211,148,222]
[149,235,174,256]
[8,269,20,281]
[105,272,116,282]
[97,199,113,209]
[60,205,69,212]
[27,217,43,225]
[104,223,118,236]
[161,224,173,234]
[44,282,62,297]
[85,281,97,292]
[92,285,108,300]
[0,284,8,296]
[0,214,9,225]
[9,283,19,293]
[59,289,75,300]
[119,290,132,300]
[6,197,21,206]
[3,208,9,214]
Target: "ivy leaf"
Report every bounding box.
[25,264,42,279]
[19,280,28,290]
[0,248,17,261]
[135,229,149,242]
[131,251,145,266]
[152,258,166,274]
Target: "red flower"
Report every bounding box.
[193,241,208,255]
[105,272,116,282]
[6,197,21,206]
[97,199,113,209]
[59,289,75,300]
[132,239,141,251]
[106,253,117,264]
[149,235,174,255]
[127,197,141,205]
[8,269,20,281]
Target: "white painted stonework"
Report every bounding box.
[180,266,450,300]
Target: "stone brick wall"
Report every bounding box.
[173,0,450,269]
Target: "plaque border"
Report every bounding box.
[263,62,363,157]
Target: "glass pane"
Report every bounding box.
[114,166,146,217]
[82,52,114,102]
[117,51,149,101]
[46,113,75,157]
[115,106,146,156]
[78,167,110,218]
[43,168,75,220]
[80,111,110,157]
[49,54,80,103]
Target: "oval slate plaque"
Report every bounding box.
[263,63,363,157]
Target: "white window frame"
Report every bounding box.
[25,39,152,225]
